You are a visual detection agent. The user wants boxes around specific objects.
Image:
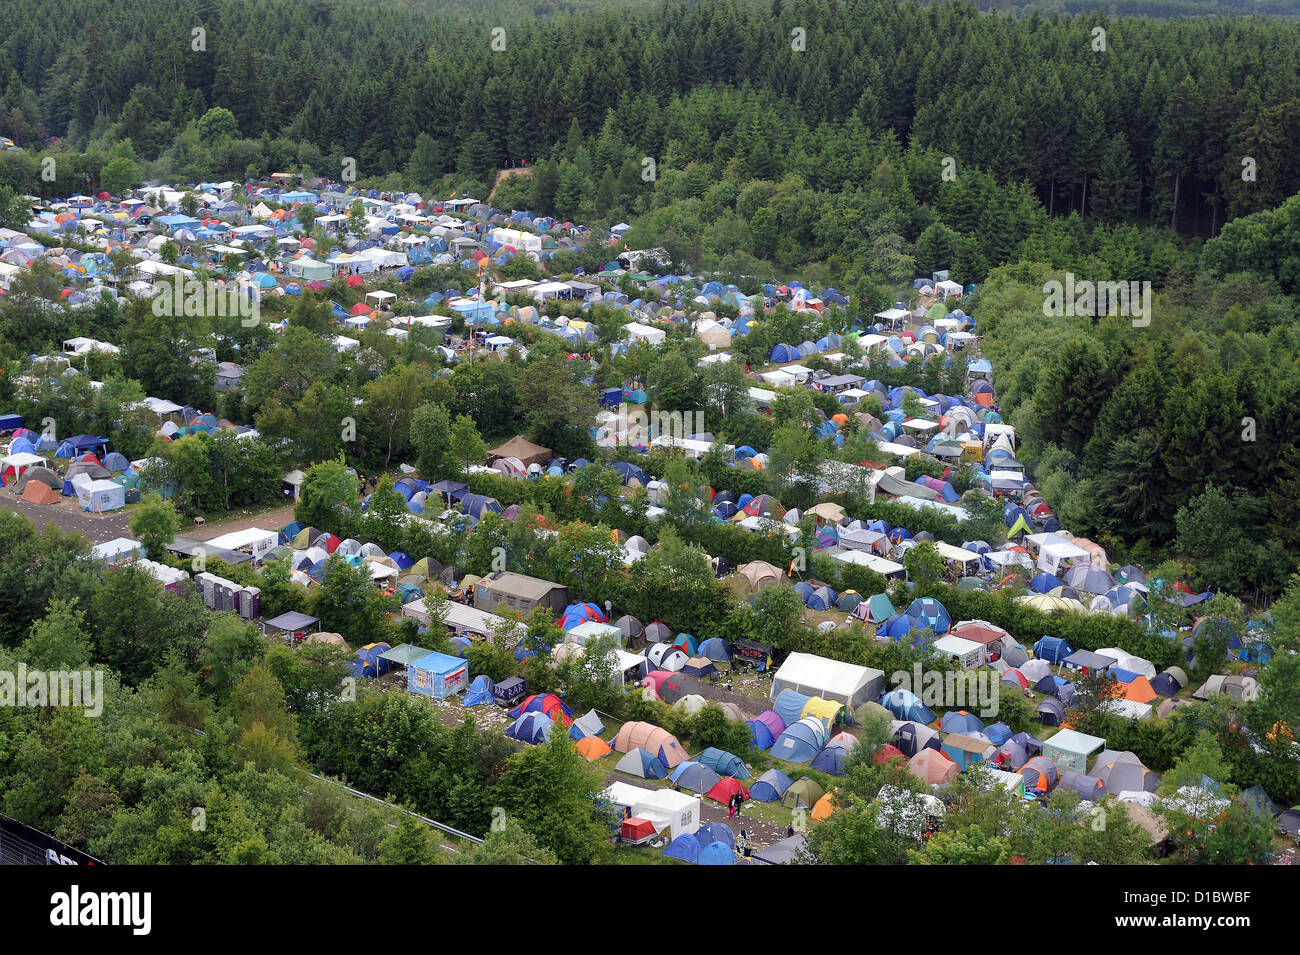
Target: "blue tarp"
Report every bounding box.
[464,675,495,705]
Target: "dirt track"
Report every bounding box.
[0,493,298,547]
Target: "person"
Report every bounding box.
[727,795,736,819]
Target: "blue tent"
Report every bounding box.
[750,768,793,802]
[940,711,985,734]
[698,638,731,661]
[810,745,849,776]
[347,643,392,679]
[569,709,605,740]
[748,719,777,750]
[461,493,503,518]
[611,460,649,485]
[464,675,495,706]
[774,689,812,728]
[905,597,951,634]
[770,343,797,363]
[662,833,702,863]
[698,823,735,848]
[507,711,554,744]
[803,585,837,611]
[984,722,1013,745]
[1031,573,1064,594]
[616,748,668,779]
[279,521,305,544]
[881,689,937,723]
[1032,636,1073,664]
[697,842,735,865]
[770,718,827,763]
[697,747,750,779]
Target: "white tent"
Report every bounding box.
[771,652,885,708]
[624,322,665,345]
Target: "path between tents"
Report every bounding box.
[0,495,298,547]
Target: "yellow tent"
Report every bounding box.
[801,696,845,729]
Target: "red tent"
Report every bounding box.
[874,743,906,763]
[319,533,342,553]
[620,817,656,841]
[346,274,364,287]
[705,778,750,805]
[350,302,371,315]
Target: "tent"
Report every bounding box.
[21,480,60,504]
[697,842,735,866]
[881,689,936,724]
[696,747,750,779]
[662,833,703,863]
[1094,752,1160,796]
[613,721,688,768]
[892,721,942,758]
[770,717,829,763]
[1035,697,1066,726]
[810,745,850,776]
[348,643,392,679]
[616,748,669,779]
[669,761,722,794]
[574,737,612,761]
[909,748,959,785]
[705,777,750,806]
[507,712,554,744]
[781,776,826,810]
[509,694,574,726]
[569,709,606,740]
[751,769,794,802]
[1020,756,1060,795]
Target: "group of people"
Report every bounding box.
[727,791,744,819]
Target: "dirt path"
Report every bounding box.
[186,505,300,541]
[0,492,133,542]
[488,167,532,201]
[0,493,298,547]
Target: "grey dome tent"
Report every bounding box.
[1035,697,1065,726]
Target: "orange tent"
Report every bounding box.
[1120,676,1157,705]
[21,480,60,505]
[574,737,612,761]
[811,791,838,821]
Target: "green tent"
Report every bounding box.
[781,776,826,810]
[862,592,895,623]
[925,301,947,322]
